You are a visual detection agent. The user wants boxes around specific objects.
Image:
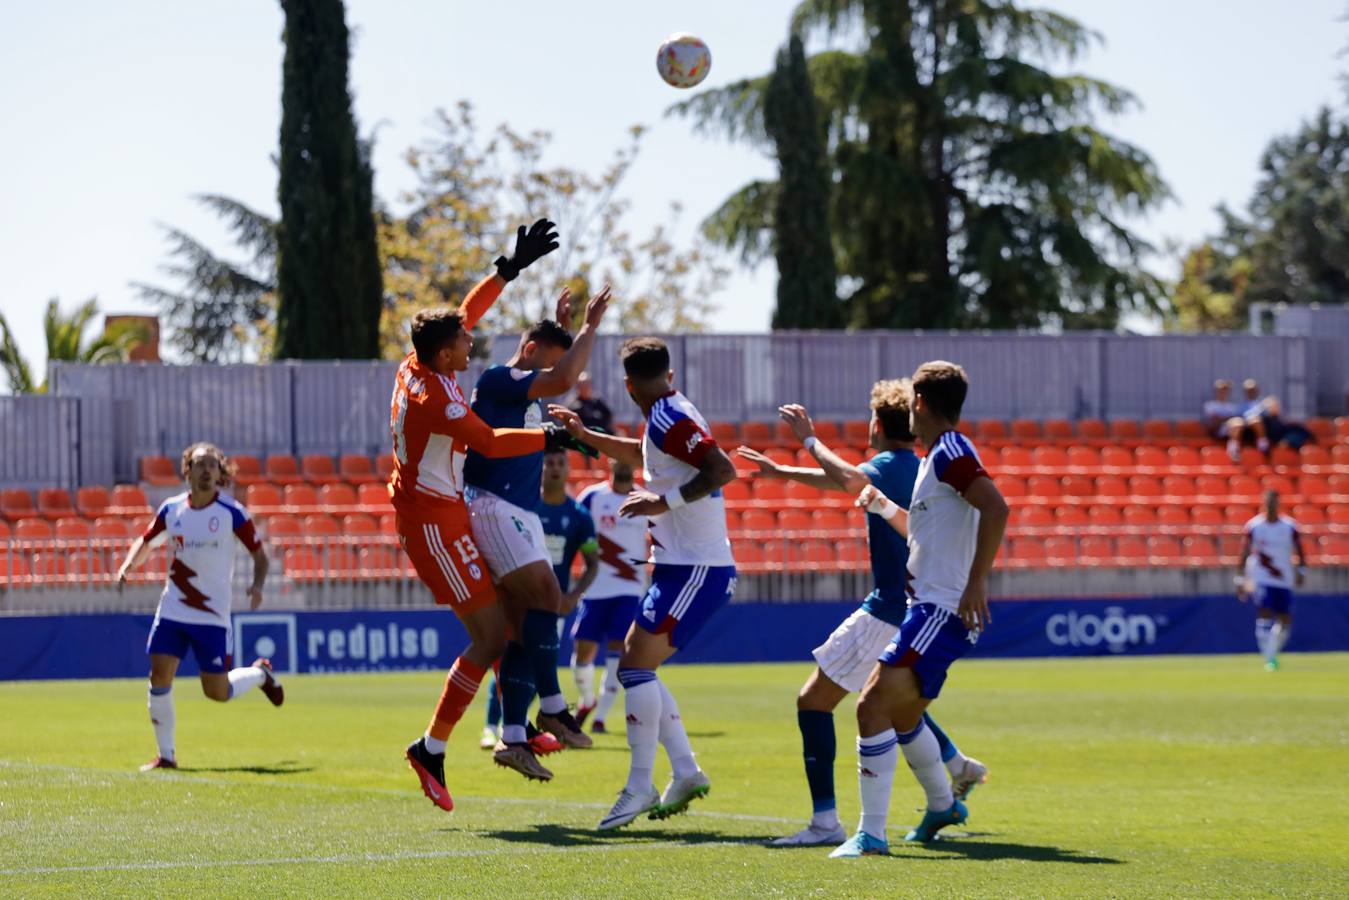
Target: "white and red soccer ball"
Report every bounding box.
[657,33,711,89]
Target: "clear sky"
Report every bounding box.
[0,0,1343,379]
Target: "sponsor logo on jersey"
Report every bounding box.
[685,433,701,453]
[445,403,468,420]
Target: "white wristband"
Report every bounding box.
[867,495,900,519]
[803,436,818,451]
[664,489,687,511]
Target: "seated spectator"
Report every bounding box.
[1202,380,1247,460]
[569,371,613,433]
[1242,379,1313,450]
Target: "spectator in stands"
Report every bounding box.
[1202,379,1259,462]
[1242,379,1313,450]
[569,371,613,434]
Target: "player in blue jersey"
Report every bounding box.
[464,284,610,780]
[832,362,1008,857]
[737,380,986,846]
[549,336,739,831]
[481,447,600,747]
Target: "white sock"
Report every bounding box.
[148,686,175,761]
[899,721,954,812]
[856,731,898,841]
[623,679,662,793]
[538,693,567,715]
[945,749,970,777]
[226,665,266,700]
[811,808,841,830]
[423,733,447,754]
[1272,621,1290,653]
[573,661,597,707]
[594,658,622,723]
[1256,619,1274,661]
[656,680,698,778]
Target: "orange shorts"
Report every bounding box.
[397,512,496,614]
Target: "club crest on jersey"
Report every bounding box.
[208,516,220,533]
[510,368,530,381]
[445,403,468,420]
[524,404,543,428]
[468,563,482,580]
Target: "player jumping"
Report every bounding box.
[115,442,282,771]
[463,283,611,780]
[395,219,587,812]
[573,457,650,733]
[830,362,1008,857]
[549,336,738,830]
[1236,489,1306,671]
[736,380,986,847]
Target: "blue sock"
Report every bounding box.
[523,609,564,712]
[922,712,959,764]
[499,641,536,735]
[485,674,502,728]
[797,709,836,815]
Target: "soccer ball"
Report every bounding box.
[657,33,711,89]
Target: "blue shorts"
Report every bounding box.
[877,603,977,699]
[573,595,640,644]
[636,564,737,650]
[1255,586,1293,615]
[146,616,232,673]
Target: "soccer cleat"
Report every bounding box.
[479,726,500,750]
[597,785,660,830]
[770,822,847,846]
[650,769,711,819]
[575,702,596,729]
[405,738,453,812]
[526,723,564,757]
[828,831,889,858]
[1265,658,1280,672]
[138,756,177,772]
[951,756,989,801]
[492,741,554,781]
[253,658,284,707]
[591,720,607,734]
[904,799,968,843]
[537,709,593,749]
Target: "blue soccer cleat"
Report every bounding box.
[828,831,890,858]
[904,799,968,843]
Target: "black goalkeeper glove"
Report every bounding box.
[543,422,599,458]
[495,218,560,282]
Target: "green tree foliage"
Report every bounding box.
[274,0,383,359]
[0,299,148,394]
[764,34,842,329]
[671,0,1170,329]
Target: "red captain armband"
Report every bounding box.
[938,455,990,495]
[661,418,715,466]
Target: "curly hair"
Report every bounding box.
[180,442,234,488]
[870,378,916,442]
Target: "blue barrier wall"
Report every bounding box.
[2,595,1347,680]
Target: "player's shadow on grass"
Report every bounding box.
[177,761,314,776]
[473,823,757,848]
[900,834,1123,865]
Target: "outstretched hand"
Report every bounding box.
[554,287,572,326]
[779,404,815,443]
[495,218,559,282]
[547,404,586,438]
[735,446,784,478]
[619,489,668,519]
[584,284,612,329]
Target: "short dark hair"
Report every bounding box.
[410,309,464,363]
[620,337,670,381]
[543,446,568,458]
[870,379,915,442]
[526,319,573,351]
[912,360,969,422]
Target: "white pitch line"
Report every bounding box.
[0,839,760,877]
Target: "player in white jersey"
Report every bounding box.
[114,443,282,771]
[1237,490,1307,671]
[549,336,738,830]
[832,362,1009,858]
[572,458,650,733]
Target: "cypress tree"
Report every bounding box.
[763,34,841,330]
[274,0,383,359]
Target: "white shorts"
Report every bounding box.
[466,490,550,580]
[812,607,900,693]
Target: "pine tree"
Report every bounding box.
[274,0,383,359]
[764,34,841,329]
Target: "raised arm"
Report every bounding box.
[548,405,644,469]
[457,218,560,328]
[779,404,871,494]
[443,403,546,458]
[735,446,839,492]
[527,285,612,399]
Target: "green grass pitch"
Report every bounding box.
[2,654,1347,897]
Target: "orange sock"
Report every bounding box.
[427,656,487,741]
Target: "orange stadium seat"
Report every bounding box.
[284,547,324,580]
[721,481,751,504]
[1223,505,1253,526]
[1044,536,1076,564]
[1269,446,1300,469]
[67,551,107,577]
[1304,417,1333,443]
[784,481,823,505]
[1019,507,1054,528]
[1195,475,1228,499]
[1009,537,1046,568]
[735,543,767,570]
[1326,505,1349,526]
[1335,417,1349,441]
[999,446,1032,471]
[108,485,150,515]
[998,477,1026,499]
[1300,444,1331,470]
[357,482,389,509]
[318,483,358,510]
[837,540,868,568]
[778,510,813,534]
[977,420,1008,444]
[1197,446,1232,471]
[1061,476,1094,500]
[1,553,30,582]
[739,510,776,533]
[1077,419,1109,446]
[264,515,303,538]
[1148,536,1182,563]
[1183,535,1220,564]
[1318,534,1349,563]
[75,486,110,518]
[1234,447,1263,469]
[741,422,773,445]
[1080,536,1114,563]
[1262,475,1296,498]
[1095,476,1128,499]
[835,447,866,467]
[378,513,398,535]
[814,422,841,444]
[1100,447,1132,471]
[1174,420,1210,445]
[303,514,340,536]
[245,483,283,511]
[709,422,737,445]
[1066,447,1101,471]
[1109,420,1143,444]
[30,552,68,579]
[1167,446,1201,471]
[265,455,303,485]
[1026,476,1060,500]
[1010,420,1041,442]
[339,454,379,484]
[1088,506,1122,527]
[140,456,179,487]
[37,488,76,520]
[1157,506,1189,527]
[1123,506,1157,527]
[1191,507,1224,527]
[1329,474,1349,499]
[1142,420,1173,442]
[773,422,798,447]
[16,518,53,539]
[752,480,786,503]
[1228,475,1261,500]
[799,541,837,570]
[301,454,341,484]
[1135,446,1167,471]
[1116,536,1147,563]
[94,517,131,538]
[232,454,264,485]
[761,448,794,466]
[812,509,850,532]
[1043,419,1074,444]
[282,484,319,509]
[375,454,396,479]
[0,520,9,540]
[1032,446,1068,469]
[54,518,91,539]
[1161,476,1195,500]
[1128,476,1162,500]
[843,420,871,447]
[1055,506,1088,527]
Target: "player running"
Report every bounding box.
[395,219,587,812]
[736,380,986,847]
[115,442,282,772]
[463,283,611,781]
[549,336,739,830]
[573,457,650,733]
[830,361,1008,858]
[1236,489,1307,671]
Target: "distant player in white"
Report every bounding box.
[550,336,738,830]
[115,443,282,772]
[1237,489,1307,671]
[573,458,650,733]
[833,362,1009,857]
